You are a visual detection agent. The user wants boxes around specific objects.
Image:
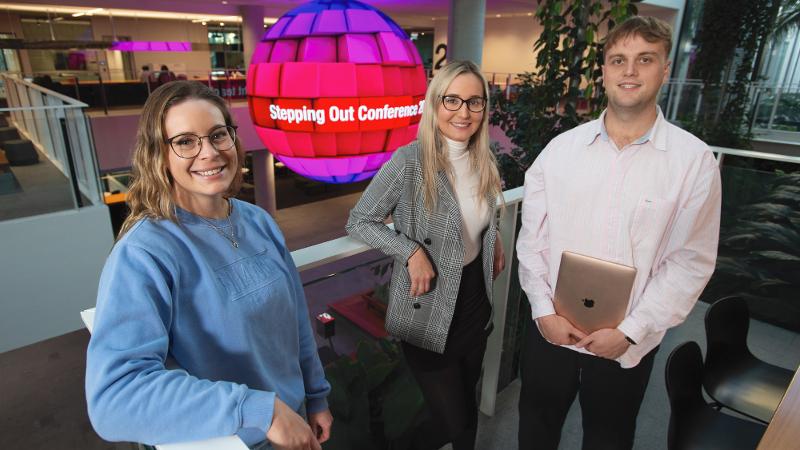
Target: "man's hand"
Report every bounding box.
[575,328,630,360]
[407,247,435,297]
[493,235,505,280]
[307,409,333,444]
[266,397,321,450]
[537,314,586,346]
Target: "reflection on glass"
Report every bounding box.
[702,165,800,331]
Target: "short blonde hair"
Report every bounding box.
[603,16,673,59]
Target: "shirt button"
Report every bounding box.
[424,238,432,245]
[413,303,421,309]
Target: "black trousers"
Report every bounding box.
[518,316,657,450]
[402,256,491,450]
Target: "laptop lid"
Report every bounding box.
[553,251,636,334]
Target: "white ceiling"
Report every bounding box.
[1,0,540,27]
[0,1,673,29]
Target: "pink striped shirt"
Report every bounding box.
[516,108,722,368]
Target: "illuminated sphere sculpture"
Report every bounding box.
[246,0,427,183]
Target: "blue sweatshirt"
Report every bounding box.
[86,199,330,447]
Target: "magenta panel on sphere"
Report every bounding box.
[298,37,337,62]
[253,63,281,97]
[270,40,299,63]
[280,63,319,98]
[376,32,413,66]
[338,34,382,64]
[345,9,392,33]
[247,0,428,184]
[265,16,291,40]
[313,10,347,35]
[317,63,358,97]
[284,12,316,37]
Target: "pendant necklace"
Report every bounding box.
[198,199,239,248]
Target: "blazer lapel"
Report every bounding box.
[436,171,461,217]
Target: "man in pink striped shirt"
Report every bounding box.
[516,16,721,450]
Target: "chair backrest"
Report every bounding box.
[665,341,708,449]
[705,296,752,363]
[666,341,707,414]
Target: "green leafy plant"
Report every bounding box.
[681,0,782,148]
[490,0,638,188]
[323,339,426,450]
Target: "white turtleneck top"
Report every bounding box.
[444,137,490,266]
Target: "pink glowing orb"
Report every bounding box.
[247,0,427,183]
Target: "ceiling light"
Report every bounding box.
[0,4,278,25]
[527,12,533,16]
[220,22,225,26]
[496,14,501,18]
[202,21,207,26]
[72,7,103,17]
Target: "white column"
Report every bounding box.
[446,0,486,66]
[239,5,276,215]
[239,5,265,69]
[252,150,277,215]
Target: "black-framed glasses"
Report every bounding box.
[440,95,487,112]
[166,125,238,159]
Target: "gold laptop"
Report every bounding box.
[553,251,636,334]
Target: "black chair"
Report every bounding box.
[704,296,793,423]
[666,341,766,450]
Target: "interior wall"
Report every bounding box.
[0,205,114,353]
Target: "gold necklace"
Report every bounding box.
[197,199,238,248]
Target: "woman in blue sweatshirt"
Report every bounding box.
[85,81,331,450]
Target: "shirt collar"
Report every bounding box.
[586,106,668,151]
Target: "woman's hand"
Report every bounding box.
[267,397,321,450]
[493,235,506,280]
[307,409,333,444]
[407,247,436,297]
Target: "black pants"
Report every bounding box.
[402,256,491,450]
[518,316,657,450]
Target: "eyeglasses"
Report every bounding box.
[166,126,237,159]
[440,95,487,113]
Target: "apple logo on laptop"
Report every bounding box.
[581,298,595,308]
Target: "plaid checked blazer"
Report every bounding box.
[346,141,498,353]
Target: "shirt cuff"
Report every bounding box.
[617,317,647,346]
[529,294,556,320]
[306,397,329,415]
[240,390,275,434]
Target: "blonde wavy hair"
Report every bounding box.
[117,81,244,239]
[417,60,502,212]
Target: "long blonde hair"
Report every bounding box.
[117,81,244,240]
[417,60,502,212]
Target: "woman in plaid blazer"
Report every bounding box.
[346,60,504,450]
